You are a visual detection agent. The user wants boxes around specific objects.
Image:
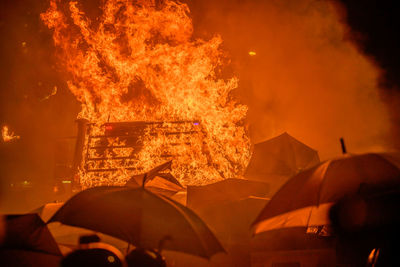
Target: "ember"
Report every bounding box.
[2,125,20,142]
[41,0,251,187]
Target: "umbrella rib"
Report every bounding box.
[315,160,333,207]
[305,205,314,228]
[288,135,297,173]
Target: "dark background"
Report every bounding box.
[0,0,399,211]
[336,0,400,144]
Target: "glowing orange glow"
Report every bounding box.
[248,51,256,56]
[41,86,57,101]
[2,125,20,142]
[41,0,251,188]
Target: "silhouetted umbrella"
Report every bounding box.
[245,133,319,190]
[31,202,64,221]
[126,161,183,197]
[0,214,62,266]
[187,178,269,210]
[31,202,128,252]
[48,186,224,259]
[1,214,61,255]
[253,203,333,233]
[0,249,61,267]
[252,153,400,234]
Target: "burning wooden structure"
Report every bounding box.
[69,119,207,189]
[42,0,251,188]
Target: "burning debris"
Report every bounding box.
[2,125,20,142]
[40,86,58,101]
[41,0,251,187]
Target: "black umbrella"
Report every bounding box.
[48,186,224,259]
[0,214,62,266]
[0,249,61,267]
[126,161,183,197]
[245,132,320,178]
[252,152,400,234]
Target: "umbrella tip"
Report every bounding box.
[340,137,347,154]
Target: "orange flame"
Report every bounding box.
[2,125,20,142]
[41,0,251,187]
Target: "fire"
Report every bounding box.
[41,0,251,187]
[2,125,20,142]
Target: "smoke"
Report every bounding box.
[0,0,81,210]
[186,0,396,159]
[333,0,400,149]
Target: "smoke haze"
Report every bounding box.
[187,0,395,159]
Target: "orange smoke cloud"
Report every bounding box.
[188,0,394,159]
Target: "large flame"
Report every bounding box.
[41,0,251,187]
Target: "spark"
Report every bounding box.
[40,86,57,101]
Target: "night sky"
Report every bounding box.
[0,0,399,210]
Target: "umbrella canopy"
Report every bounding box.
[0,249,61,267]
[1,213,61,255]
[48,186,224,259]
[31,202,128,252]
[126,161,183,197]
[252,227,334,252]
[252,153,400,234]
[245,132,320,178]
[0,214,62,267]
[253,203,333,233]
[187,178,270,210]
[31,202,64,222]
[330,189,400,234]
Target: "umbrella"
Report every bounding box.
[0,249,62,267]
[187,178,270,210]
[31,202,64,222]
[330,189,400,234]
[1,214,61,255]
[0,214,62,266]
[252,226,334,252]
[31,202,128,251]
[48,186,224,259]
[245,132,320,178]
[253,203,333,233]
[126,161,184,197]
[252,152,400,234]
